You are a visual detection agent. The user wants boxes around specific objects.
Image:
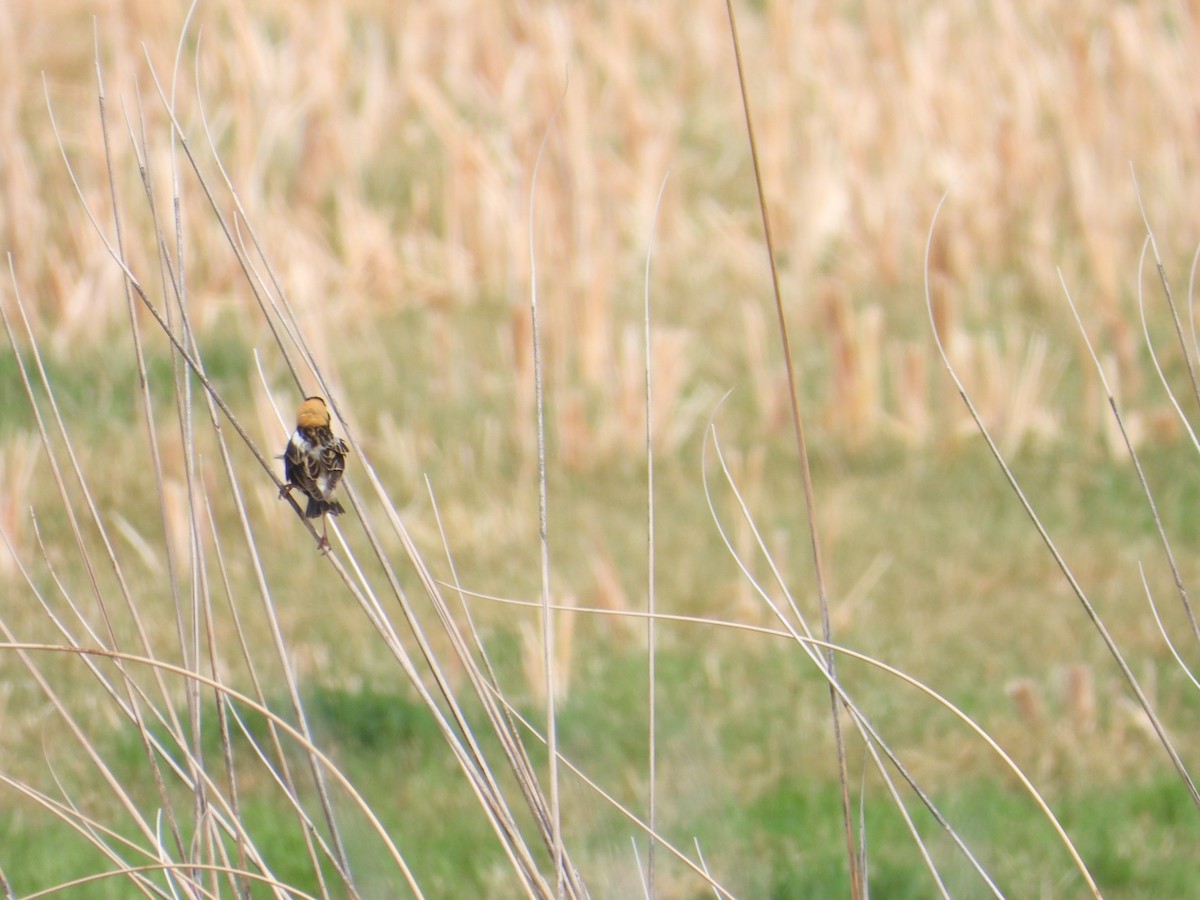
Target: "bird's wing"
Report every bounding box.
[320,439,349,492]
[284,435,323,499]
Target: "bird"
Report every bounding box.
[281,396,349,550]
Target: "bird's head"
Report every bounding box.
[296,396,331,430]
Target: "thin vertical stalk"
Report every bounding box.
[722,3,860,896]
[643,171,671,899]
[528,87,566,897]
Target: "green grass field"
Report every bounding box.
[4,1,1200,897]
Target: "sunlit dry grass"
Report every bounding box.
[5,1,1200,449]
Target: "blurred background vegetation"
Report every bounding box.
[3,0,1200,896]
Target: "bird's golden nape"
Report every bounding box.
[296,396,331,430]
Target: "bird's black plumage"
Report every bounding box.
[281,396,349,552]
[284,423,349,517]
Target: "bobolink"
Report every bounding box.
[281,396,349,549]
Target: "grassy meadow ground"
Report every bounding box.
[3,0,1200,896]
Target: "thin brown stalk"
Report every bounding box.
[481,681,738,900]
[21,864,316,900]
[1131,165,1200,413]
[5,520,289,892]
[721,4,859,896]
[192,454,337,893]
[1127,246,1200,647]
[1141,563,1200,692]
[425,485,551,897]
[42,72,326,547]
[102,45,354,888]
[163,13,210,883]
[193,36,306,392]
[1,261,190,864]
[2,642,422,893]
[330,478,563,898]
[193,486,251,897]
[642,170,671,899]
[0,620,170,869]
[96,29,211,876]
[1187,241,1200,387]
[244,200,569,898]
[25,18,596,898]
[702,418,1003,896]
[930,198,1200,814]
[0,770,184,898]
[528,81,567,898]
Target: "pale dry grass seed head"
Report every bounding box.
[11,1,1200,453]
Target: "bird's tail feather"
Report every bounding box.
[304,498,346,518]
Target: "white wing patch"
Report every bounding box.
[289,432,331,498]
[316,471,335,498]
